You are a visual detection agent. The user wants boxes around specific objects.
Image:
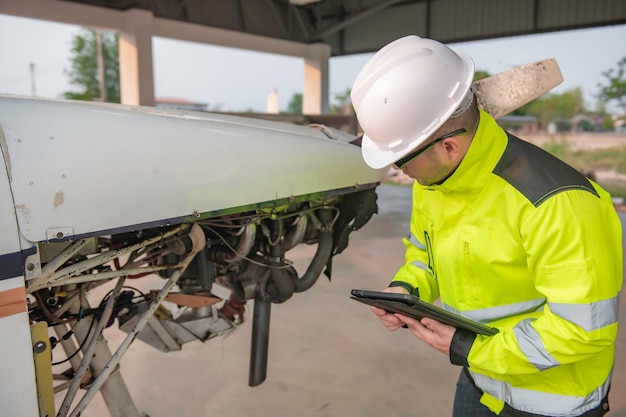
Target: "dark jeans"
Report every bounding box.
[452,368,610,417]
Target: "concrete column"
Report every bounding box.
[303,43,331,115]
[267,88,279,113]
[119,9,155,106]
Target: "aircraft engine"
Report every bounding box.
[26,187,378,393]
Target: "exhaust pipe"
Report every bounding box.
[248,219,283,387]
[249,297,271,387]
[247,210,334,386]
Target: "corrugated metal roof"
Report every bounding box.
[12,0,625,56]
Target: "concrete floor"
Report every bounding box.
[70,185,626,417]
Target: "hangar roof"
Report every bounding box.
[61,0,626,56]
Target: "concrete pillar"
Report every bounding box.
[303,43,331,115]
[119,9,155,106]
[267,88,279,113]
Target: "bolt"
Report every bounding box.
[26,263,35,271]
[33,340,47,354]
[56,232,64,239]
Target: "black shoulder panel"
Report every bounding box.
[493,133,599,207]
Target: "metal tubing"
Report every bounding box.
[57,263,183,286]
[55,305,139,413]
[282,214,308,251]
[67,250,199,417]
[249,219,282,386]
[196,249,211,287]
[56,225,209,417]
[41,238,91,277]
[224,223,256,263]
[58,276,127,417]
[292,209,333,293]
[28,224,187,292]
[75,314,143,417]
[249,298,271,387]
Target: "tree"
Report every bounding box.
[597,56,626,115]
[474,70,491,82]
[286,92,302,114]
[330,88,352,114]
[517,88,587,128]
[63,28,120,103]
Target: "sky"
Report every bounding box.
[0,13,625,113]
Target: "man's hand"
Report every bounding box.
[370,286,411,331]
[370,287,456,356]
[395,315,456,356]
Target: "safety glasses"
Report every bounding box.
[394,128,468,170]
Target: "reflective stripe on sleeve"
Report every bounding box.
[469,369,610,416]
[513,318,559,371]
[442,298,546,323]
[408,233,426,250]
[549,292,620,331]
[410,260,429,272]
[407,233,430,274]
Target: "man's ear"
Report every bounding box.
[441,138,462,162]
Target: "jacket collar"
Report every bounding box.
[424,110,507,194]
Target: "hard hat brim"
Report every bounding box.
[360,51,475,169]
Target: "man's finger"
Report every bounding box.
[371,306,388,316]
[421,317,438,330]
[394,313,421,327]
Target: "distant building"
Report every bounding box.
[571,114,605,132]
[155,97,208,112]
[497,115,540,134]
[613,114,626,133]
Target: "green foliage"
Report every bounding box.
[597,57,626,114]
[286,92,302,114]
[541,138,569,157]
[474,70,490,82]
[541,139,626,173]
[518,88,586,127]
[63,28,120,103]
[601,114,615,131]
[330,88,352,114]
[540,139,626,198]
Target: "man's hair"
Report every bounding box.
[446,93,479,132]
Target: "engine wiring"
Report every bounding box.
[202,224,294,270]
[199,205,341,270]
[51,317,95,366]
[45,285,151,366]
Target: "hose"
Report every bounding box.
[291,209,333,293]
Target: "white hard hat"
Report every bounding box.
[351,35,475,169]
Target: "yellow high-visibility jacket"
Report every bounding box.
[391,110,623,416]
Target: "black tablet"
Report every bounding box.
[350,289,499,336]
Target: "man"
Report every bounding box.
[350,35,623,417]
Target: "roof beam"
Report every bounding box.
[236,0,247,31]
[291,5,312,41]
[311,0,404,40]
[265,0,291,38]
